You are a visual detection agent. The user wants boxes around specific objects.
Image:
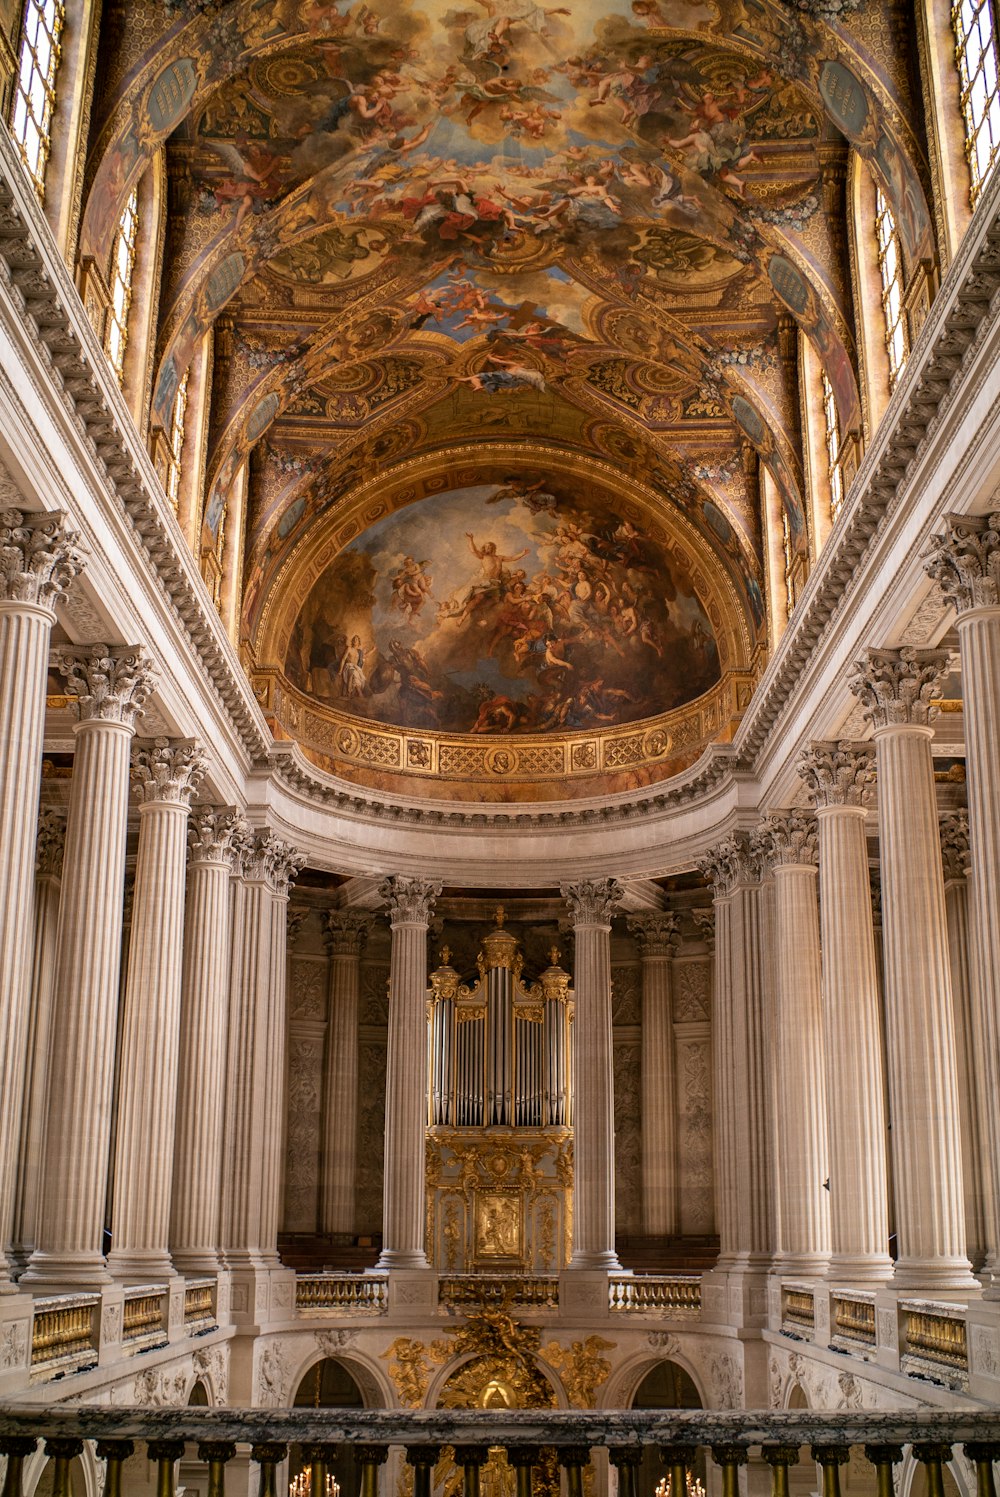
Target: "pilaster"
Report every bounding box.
[626,913,680,1239]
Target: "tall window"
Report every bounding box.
[821,372,844,520]
[953,0,1000,203]
[11,0,65,198]
[165,372,189,509]
[106,188,138,384]
[874,185,908,388]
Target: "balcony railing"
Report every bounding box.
[439,1276,559,1310]
[609,1277,701,1316]
[296,1275,389,1313]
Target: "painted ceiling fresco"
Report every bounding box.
[82,0,934,777]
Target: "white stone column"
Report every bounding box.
[627,913,680,1239]
[23,645,155,1288]
[11,809,65,1270]
[376,877,440,1270]
[849,647,977,1288]
[0,509,83,1288]
[698,850,739,1266]
[106,739,206,1281]
[797,742,892,1283]
[926,513,1000,1288]
[221,829,302,1271]
[320,911,372,1238]
[753,812,830,1276]
[170,807,240,1275]
[940,811,987,1270]
[562,878,623,1271]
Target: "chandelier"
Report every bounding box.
[290,1474,339,1497]
[655,1476,705,1497]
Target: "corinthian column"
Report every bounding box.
[221,829,302,1270]
[24,646,156,1288]
[753,812,830,1275]
[848,648,976,1288]
[106,739,206,1281]
[0,509,83,1288]
[939,811,987,1270]
[698,848,738,1266]
[170,807,240,1275]
[562,878,623,1270]
[376,877,440,1269]
[321,911,373,1237]
[797,742,892,1282]
[926,513,1000,1289]
[627,913,680,1239]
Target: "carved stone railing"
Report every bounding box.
[439,1276,560,1310]
[182,1279,217,1333]
[121,1287,167,1349]
[295,1274,388,1313]
[608,1276,701,1316]
[780,1285,815,1336]
[901,1301,969,1387]
[831,1292,877,1349]
[28,1296,98,1375]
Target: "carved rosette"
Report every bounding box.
[627,911,680,958]
[751,811,819,871]
[697,831,760,897]
[187,806,240,865]
[131,737,207,806]
[561,877,624,927]
[246,829,304,896]
[325,909,374,957]
[940,810,972,883]
[847,647,950,729]
[0,508,86,609]
[378,875,441,926]
[35,806,66,877]
[924,511,1000,614]
[797,740,876,808]
[55,644,156,727]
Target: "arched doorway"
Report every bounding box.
[290,1358,366,1497]
[632,1361,705,1497]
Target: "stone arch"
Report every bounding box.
[787,1381,809,1410]
[899,1451,971,1497]
[287,1339,395,1412]
[188,1378,211,1406]
[26,1447,98,1497]
[602,1346,707,1412]
[423,1346,567,1412]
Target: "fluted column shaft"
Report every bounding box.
[711,889,738,1263]
[171,812,239,1272]
[850,648,975,1288]
[25,646,155,1287]
[564,879,622,1270]
[628,915,679,1239]
[731,870,773,1265]
[321,913,371,1236]
[0,509,82,1287]
[261,871,294,1254]
[798,743,891,1281]
[106,741,205,1280]
[377,877,440,1269]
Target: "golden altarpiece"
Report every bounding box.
[425,913,573,1273]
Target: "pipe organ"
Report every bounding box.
[426,911,574,1272]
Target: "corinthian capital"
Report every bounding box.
[188,806,241,864]
[36,806,66,877]
[797,740,875,808]
[132,738,207,806]
[924,511,1000,613]
[940,810,972,883]
[325,909,374,956]
[378,875,441,926]
[55,644,156,727]
[248,829,304,896]
[847,647,949,729]
[751,810,818,870]
[697,831,760,896]
[561,877,624,927]
[626,911,680,957]
[0,508,85,609]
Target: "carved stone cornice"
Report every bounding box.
[55,644,156,728]
[751,811,818,870]
[324,909,374,957]
[131,737,207,806]
[187,806,240,865]
[378,875,441,926]
[0,507,85,609]
[797,740,876,808]
[561,878,624,928]
[924,511,1000,613]
[626,911,680,957]
[847,647,950,729]
[940,810,972,883]
[245,829,304,896]
[35,806,65,877]
[697,832,760,896]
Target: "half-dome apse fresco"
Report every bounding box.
[284,478,721,736]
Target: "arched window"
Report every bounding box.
[10,0,65,199]
[953,0,1000,204]
[106,187,139,384]
[165,372,189,509]
[874,186,908,388]
[821,372,844,521]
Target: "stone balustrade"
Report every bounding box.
[295,1274,389,1313]
[608,1276,701,1316]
